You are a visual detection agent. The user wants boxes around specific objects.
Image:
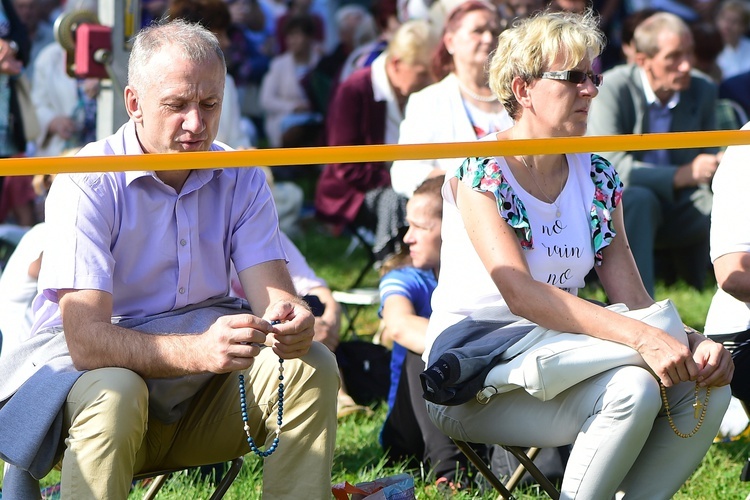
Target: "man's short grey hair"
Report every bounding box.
[633,12,691,57]
[127,19,226,93]
[335,4,377,47]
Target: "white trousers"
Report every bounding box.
[427,365,731,499]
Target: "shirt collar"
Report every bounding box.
[124,169,224,193]
[122,120,225,187]
[371,52,395,104]
[639,68,680,109]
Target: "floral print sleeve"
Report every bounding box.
[455,156,533,249]
[589,154,623,264]
[455,154,623,264]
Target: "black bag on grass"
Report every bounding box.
[335,340,391,406]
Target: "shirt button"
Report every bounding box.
[179,287,185,294]
[180,239,187,246]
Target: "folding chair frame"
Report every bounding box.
[452,440,560,500]
[137,456,245,500]
[332,288,380,338]
[347,225,377,290]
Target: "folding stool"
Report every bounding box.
[452,440,560,500]
[135,456,244,500]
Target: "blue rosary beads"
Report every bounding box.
[238,320,284,458]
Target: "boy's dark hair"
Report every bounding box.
[282,13,317,38]
[413,175,445,212]
[379,175,445,277]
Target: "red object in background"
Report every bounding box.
[75,23,112,79]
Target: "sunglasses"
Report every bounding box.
[540,70,603,87]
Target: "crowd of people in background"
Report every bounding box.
[1,0,750,494]
[0,0,748,279]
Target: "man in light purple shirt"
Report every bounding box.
[0,20,337,499]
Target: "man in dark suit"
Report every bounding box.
[720,70,750,121]
[588,12,720,296]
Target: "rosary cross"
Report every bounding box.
[693,398,702,419]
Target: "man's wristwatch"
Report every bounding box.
[7,40,18,55]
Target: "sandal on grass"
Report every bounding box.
[336,394,373,419]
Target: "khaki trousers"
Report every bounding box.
[60,342,338,499]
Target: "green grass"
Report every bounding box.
[4,405,750,499]
[654,281,717,333]
[2,220,749,499]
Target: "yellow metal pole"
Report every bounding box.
[1,130,748,176]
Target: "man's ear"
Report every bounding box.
[124,86,143,122]
[387,55,400,75]
[394,55,413,80]
[634,51,648,68]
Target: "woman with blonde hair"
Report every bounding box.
[421,9,733,498]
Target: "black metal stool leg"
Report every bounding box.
[452,439,561,500]
[505,446,560,499]
[452,439,516,500]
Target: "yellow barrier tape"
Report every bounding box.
[1,130,749,176]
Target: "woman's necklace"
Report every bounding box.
[519,155,564,218]
[238,321,285,458]
[456,78,498,103]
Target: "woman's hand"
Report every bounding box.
[636,327,699,387]
[689,334,734,388]
[49,116,77,140]
[82,78,101,99]
[308,288,342,352]
[0,40,21,75]
[313,316,340,352]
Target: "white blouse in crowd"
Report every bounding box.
[717,37,750,81]
[390,73,513,199]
